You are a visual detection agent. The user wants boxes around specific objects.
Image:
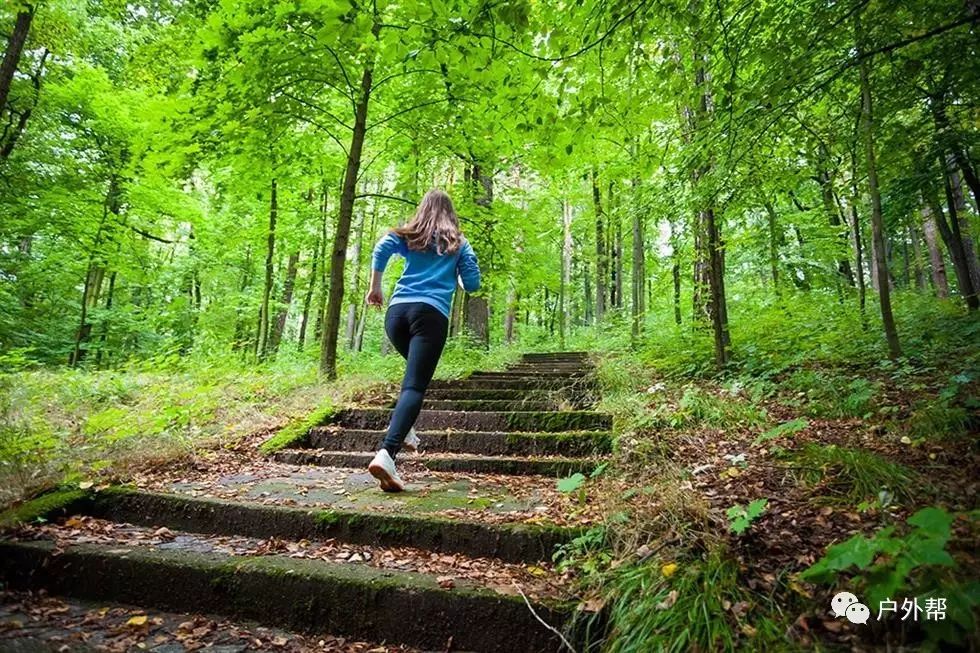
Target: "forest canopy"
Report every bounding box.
[0,0,978,374]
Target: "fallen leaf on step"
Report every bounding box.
[437,576,455,589]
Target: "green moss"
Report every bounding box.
[0,488,88,529]
[259,400,337,454]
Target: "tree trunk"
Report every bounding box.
[314,183,331,343]
[298,233,320,349]
[948,162,980,293]
[320,56,376,379]
[345,207,367,349]
[94,270,117,369]
[560,197,572,347]
[630,187,645,344]
[818,163,855,286]
[592,169,607,321]
[269,249,299,353]
[927,174,976,308]
[931,93,980,214]
[257,178,277,360]
[464,294,489,347]
[504,284,517,343]
[849,149,867,318]
[0,6,33,116]
[907,223,927,291]
[763,200,781,290]
[858,40,901,358]
[70,176,118,366]
[921,203,950,298]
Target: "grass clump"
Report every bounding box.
[601,550,785,653]
[668,385,768,430]
[780,369,881,419]
[783,443,918,504]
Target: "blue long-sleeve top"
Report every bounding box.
[371,232,481,318]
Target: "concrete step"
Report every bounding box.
[424,388,556,401]
[417,399,559,412]
[429,378,583,390]
[469,371,591,379]
[330,408,612,432]
[274,449,606,477]
[48,488,578,564]
[0,540,580,653]
[306,427,614,456]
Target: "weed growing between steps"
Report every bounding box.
[555,336,978,651]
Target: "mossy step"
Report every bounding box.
[429,378,584,391]
[414,399,558,412]
[0,540,581,653]
[520,353,589,361]
[330,408,612,432]
[469,371,591,379]
[51,488,576,564]
[273,449,605,477]
[307,427,613,456]
[424,388,555,401]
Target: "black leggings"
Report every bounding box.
[381,302,449,458]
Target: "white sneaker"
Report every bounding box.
[368,449,405,492]
[403,427,420,453]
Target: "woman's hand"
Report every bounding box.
[366,288,384,306]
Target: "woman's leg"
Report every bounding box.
[381,303,448,458]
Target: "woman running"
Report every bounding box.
[366,189,481,492]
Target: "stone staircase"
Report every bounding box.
[0,352,611,652]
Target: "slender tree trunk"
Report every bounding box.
[504,284,517,343]
[70,177,118,366]
[931,157,979,309]
[560,197,572,347]
[858,38,901,358]
[257,178,278,360]
[948,162,980,292]
[298,233,320,349]
[849,149,867,318]
[630,188,645,344]
[763,200,780,290]
[95,270,117,369]
[819,163,855,286]
[269,250,299,353]
[345,207,367,349]
[907,223,927,291]
[0,6,33,116]
[233,246,254,352]
[921,203,949,298]
[314,183,331,343]
[613,208,623,309]
[592,169,607,321]
[931,93,980,214]
[320,52,376,379]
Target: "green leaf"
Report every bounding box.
[557,473,586,493]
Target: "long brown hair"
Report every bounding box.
[392,189,463,254]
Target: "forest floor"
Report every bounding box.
[1,347,977,651]
[588,355,979,650]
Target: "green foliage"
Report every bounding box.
[667,385,768,430]
[726,498,769,535]
[602,551,784,653]
[785,444,918,504]
[753,418,809,445]
[557,473,586,493]
[781,370,881,419]
[803,507,978,645]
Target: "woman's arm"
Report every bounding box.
[367,234,399,305]
[457,240,481,292]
